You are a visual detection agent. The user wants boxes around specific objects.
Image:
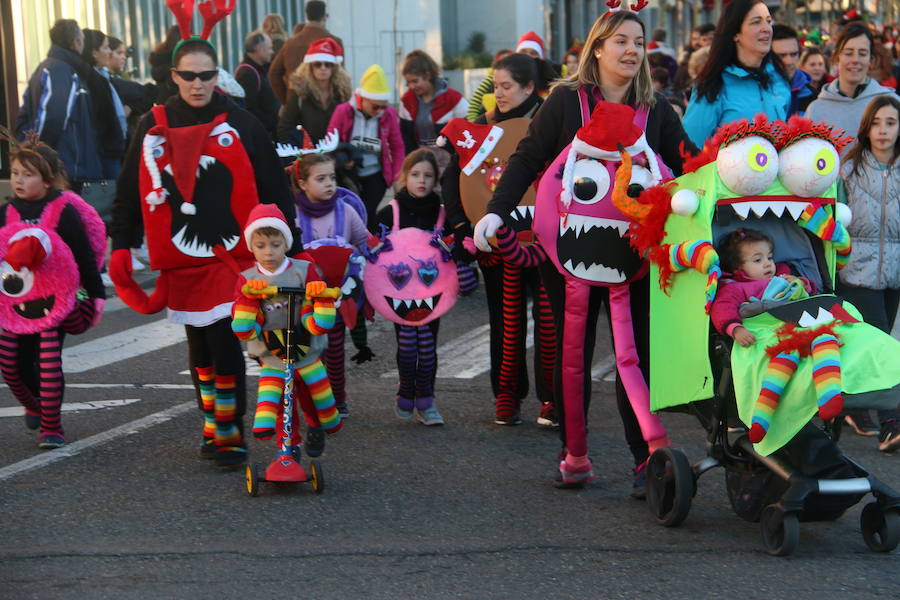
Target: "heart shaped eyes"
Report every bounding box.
[418,261,439,286]
[385,263,412,290]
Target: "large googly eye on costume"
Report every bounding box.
[0,263,34,298]
[628,164,654,197]
[415,259,439,287]
[716,135,779,196]
[264,304,274,313]
[778,137,840,198]
[217,132,234,147]
[383,263,412,290]
[570,159,611,205]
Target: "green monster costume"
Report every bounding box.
[613,115,900,456]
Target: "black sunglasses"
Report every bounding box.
[172,69,218,82]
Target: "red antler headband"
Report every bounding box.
[168,0,236,60]
[605,0,649,15]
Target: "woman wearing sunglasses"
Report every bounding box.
[109,33,296,469]
[277,37,350,148]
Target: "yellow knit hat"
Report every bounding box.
[357,64,390,101]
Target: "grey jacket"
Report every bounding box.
[806,79,896,145]
[839,153,900,289]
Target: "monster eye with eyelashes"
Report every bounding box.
[412,257,439,286]
[383,262,412,290]
[570,159,611,205]
[778,137,840,198]
[717,135,779,196]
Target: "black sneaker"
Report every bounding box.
[878,419,900,453]
[335,402,349,419]
[24,412,41,431]
[305,428,325,457]
[215,447,247,469]
[844,411,880,437]
[199,437,217,459]
[631,458,649,500]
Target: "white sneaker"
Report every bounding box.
[131,253,146,271]
[416,405,444,426]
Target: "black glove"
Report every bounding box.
[351,346,375,364]
[452,224,475,264]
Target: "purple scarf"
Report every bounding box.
[295,190,337,218]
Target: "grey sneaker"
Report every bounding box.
[395,405,414,420]
[416,405,444,426]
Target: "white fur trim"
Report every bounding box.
[9,228,52,258]
[560,147,577,208]
[180,202,197,215]
[356,87,390,101]
[571,133,663,184]
[516,40,543,58]
[304,52,341,64]
[244,216,294,249]
[461,126,504,176]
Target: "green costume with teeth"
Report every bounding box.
[645,142,900,456]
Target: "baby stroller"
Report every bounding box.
[622,116,900,556]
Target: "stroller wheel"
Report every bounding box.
[760,504,799,556]
[246,463,261,497]
[310,460,324,494]
[860,503,900,553]
[646,447,694,527]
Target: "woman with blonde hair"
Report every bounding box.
[260,13,287,55]
[276,37,351,146]
[473,9,696,494]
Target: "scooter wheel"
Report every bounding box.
[310,460,324,494]
[246,463,261,497]
[860,503,900,553]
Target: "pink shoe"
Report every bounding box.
[556,454,595,488]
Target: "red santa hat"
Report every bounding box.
[561,102,662,208]
[516,31,544,58]
[436,118,504,176]
[243,203,293,250]
[304,37,343,64]
[4,229,51,271]
[647,41,662,54]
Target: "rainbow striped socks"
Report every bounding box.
[215,374,244,452]
[196,366,217,449]
[296,359,342,433]
[750,352,800,443]
[253,367,283,439]
[810,333,843,421]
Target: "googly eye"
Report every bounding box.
[217,133,234,147]
[264,304,274,312]
[570,159,611,205]
[716,135,779,196]
[0,263,34,298]
[152,145,164,159]
[778,137,840,198]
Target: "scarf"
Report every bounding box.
[491,92,541,122]
[295,189,336,218]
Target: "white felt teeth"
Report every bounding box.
[390,296,436,310]
[558,214,629,238]
[511,206,534,220]
[797,307,834,328]
[562,259,626,283]
[730,201,808,221]
[171,227,239,258]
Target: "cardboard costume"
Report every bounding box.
[616,115,900,456]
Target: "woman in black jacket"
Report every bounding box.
[474,10,697,495]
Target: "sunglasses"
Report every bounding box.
[173,69,218,82]
[312,62,334,69]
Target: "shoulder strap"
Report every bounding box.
[41,195,71,230]
[389,199,400,232]
[435,205,446,232]
[577,87,590,126]
[151,105,169,129]
[634,105,650,130]
[236,63,262,91]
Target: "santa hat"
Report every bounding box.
[304,37,343,64]
[647,41,662,54]
[436,118,504,176]
[356,64,390,101]
[243,203,293,250]
[4,229,51,271]
[561,102,662,208]
[516,31,544,58]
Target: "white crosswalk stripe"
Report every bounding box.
[62,318,185,373]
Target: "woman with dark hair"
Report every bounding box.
[148,25,182,105]
[442,52,557,427]
[799,47,829,98]
[399,49,468,155]
[81,28,127,179]
[110,20,297,468]
[682,0,791,147]
[473,10,696,494]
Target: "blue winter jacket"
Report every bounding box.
[14,44,103,182]
[683,61,791,147]
[787,68,814,117]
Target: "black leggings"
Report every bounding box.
[185,318,247,417]
[539,262,651,466]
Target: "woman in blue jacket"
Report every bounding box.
[682,0,791,147]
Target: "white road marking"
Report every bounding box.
[62,319,185,373]
[0,401,193,482]
[1,383,195,390]
[0,399,141,417]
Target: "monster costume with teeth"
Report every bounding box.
[109,0,297,466]
[616,115,900,456]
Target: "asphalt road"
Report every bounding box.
[1,276,898,599]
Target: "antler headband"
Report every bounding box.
[168,0,236,60]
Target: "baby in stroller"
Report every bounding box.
[612,114,900,555]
